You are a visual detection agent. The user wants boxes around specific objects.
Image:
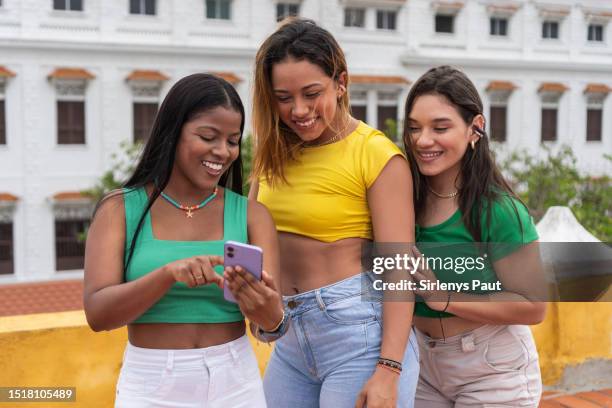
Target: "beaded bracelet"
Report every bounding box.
[377,358,402,372]
[377,362,401,375]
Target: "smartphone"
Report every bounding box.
[223,241,263,303]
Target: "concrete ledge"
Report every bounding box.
[1,304,610,406]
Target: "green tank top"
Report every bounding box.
[415,194,538,318]
[122,186,246,323]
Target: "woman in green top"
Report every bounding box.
[402,66,546,407]
[83,74,284,407]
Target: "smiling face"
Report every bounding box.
[173,106,242,191]
[407,93,480,180]
[271,57,346,143]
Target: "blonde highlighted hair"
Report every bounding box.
[251,18,351,185]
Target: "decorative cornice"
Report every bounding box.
[0,193,19,202]
[126,70,169,81]
[431,1,464,15]
[538,82,568,93]
[486,81,517,92]
[0,66,16,78]
[537,4,570,20]
[0,195,18,222]
[48,68,94,97]
[584,83,611,94]
[48,68,95,80]
[351,75,410,85]
[209,72,242,85]
[51,192,93,221]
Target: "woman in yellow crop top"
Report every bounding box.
[250,19,419,408]
[83,74,284,407]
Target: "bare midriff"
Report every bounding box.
[128,321,246,349]
[279,232,367,295]
[413,316,484,339]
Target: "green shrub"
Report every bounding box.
[499,145,611,241]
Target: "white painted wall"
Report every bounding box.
[0,0,610,282]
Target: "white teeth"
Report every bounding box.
[202,161,222,171]
[419,152,443,158]
[295,118,317,127]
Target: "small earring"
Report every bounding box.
[471,140,476,150]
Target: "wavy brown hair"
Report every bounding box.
[251,18,351,185]
[402,66,524,242]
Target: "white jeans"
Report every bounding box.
[115,334,266,408]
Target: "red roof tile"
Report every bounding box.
[432,1,464,11]
[573,391,612,406]
[539,82,568,93]
[210,72,242,85]
[48,68,95,80]
[0,66,16,78]
[540,389,612,407]
[52,191,90,201]
[0,280,83,317]
[126,70,170,81]
[0,193,19,202]
[539,401,566,408]
[584,83,612,94]
[351,75,410,85]
[486,81,517,91]
[487,5,519,14]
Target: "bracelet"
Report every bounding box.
[256,310,290,343]
[377,362,401,375]
[263,310,285,333]
[442,291,452,313]
[377,358,402,372]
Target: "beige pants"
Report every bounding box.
[415,324,542,407]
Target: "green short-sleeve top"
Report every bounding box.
[122,187,246,324]
[414,194,539,318]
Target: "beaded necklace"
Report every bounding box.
[160,187,218,218]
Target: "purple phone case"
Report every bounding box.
[223,241,263,303]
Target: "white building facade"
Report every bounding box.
[0,0,610,282]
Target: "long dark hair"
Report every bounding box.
[402,66,521,242]
[96,73,245,271]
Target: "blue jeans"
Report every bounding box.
[263,273,419,407]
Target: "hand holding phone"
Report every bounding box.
[223,241,263,303]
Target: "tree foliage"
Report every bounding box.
[499,145,611,241]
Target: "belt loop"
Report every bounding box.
[166,350,174,371]
[229,342,239,364]
[315,289,325,310]
[461,333,476,353]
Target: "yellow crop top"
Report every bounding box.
[257,121,404,242]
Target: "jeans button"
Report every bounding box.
[287,300,298,309]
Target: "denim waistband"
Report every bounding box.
[282,272,380,316]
